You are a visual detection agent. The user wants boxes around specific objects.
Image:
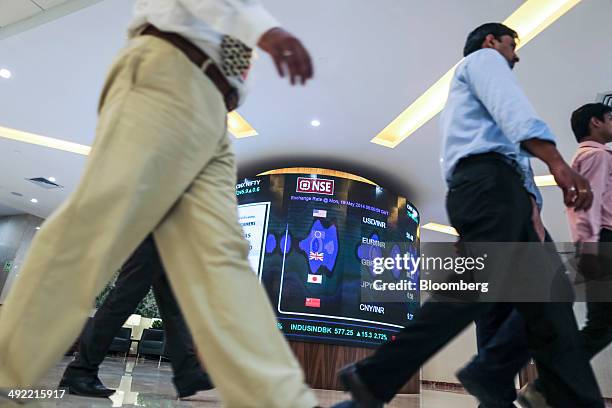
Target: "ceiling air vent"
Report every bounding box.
[597,91,612,107]
[26,177,63,190]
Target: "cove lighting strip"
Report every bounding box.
[0,113,256,155]
[371,0,582,148]
[228,111,258,138]
[421,222,459,236]
[534,174,557,186]
[0,126,91,155]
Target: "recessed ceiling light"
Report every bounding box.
[30,198,38,203]
[310,120,321,127]
[48,177,56,182]
[35,227,40,230]
[0,68,11,79]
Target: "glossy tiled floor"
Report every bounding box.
[15,356,480,407]
[15,356,612,407]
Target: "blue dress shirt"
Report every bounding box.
[440,48,554,209]
[516,153,543,209]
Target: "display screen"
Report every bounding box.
[236,173,420,347]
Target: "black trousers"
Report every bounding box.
[463,228,612,407]
[470,303,529,405]
[467,230,556,406]
[355,154,604,408]
[582,228,612,358]
[63,236,208,394]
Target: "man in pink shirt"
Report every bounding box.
[568,102,612,358]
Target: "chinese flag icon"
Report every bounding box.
[305,298,321,308]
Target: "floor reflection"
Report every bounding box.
[33,356,485,407]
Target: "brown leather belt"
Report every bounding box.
[141,24,238,112]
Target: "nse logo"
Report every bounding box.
[296,177,335,195]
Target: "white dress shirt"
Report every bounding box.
[128,0,280,103]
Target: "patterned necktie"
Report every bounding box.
[220,35,252,79]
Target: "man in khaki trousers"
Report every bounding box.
[0,1,316,407]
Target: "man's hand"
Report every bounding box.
[549,161,593,211]
[257,27,313,85]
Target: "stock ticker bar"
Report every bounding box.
[277,317,400,347]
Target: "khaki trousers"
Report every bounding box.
[0,36,316,408]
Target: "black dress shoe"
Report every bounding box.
[338,364,383,408]
[457,366,517,408]
[177,373,214,399]
[58,376,115,398]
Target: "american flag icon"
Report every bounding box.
[309,251,324,261]
[313,209,327,218]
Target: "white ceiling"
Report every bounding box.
[0,0,104,39]
[0,0,41,27]
[0,0,611,243]
[0,202,21,217]
[0,0,70,28]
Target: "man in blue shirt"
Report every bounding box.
[332,23,602,408]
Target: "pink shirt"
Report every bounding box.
[567,141,612,245]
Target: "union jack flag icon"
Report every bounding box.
[309,251,324,261]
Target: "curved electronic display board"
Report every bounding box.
[236,171,420,347]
